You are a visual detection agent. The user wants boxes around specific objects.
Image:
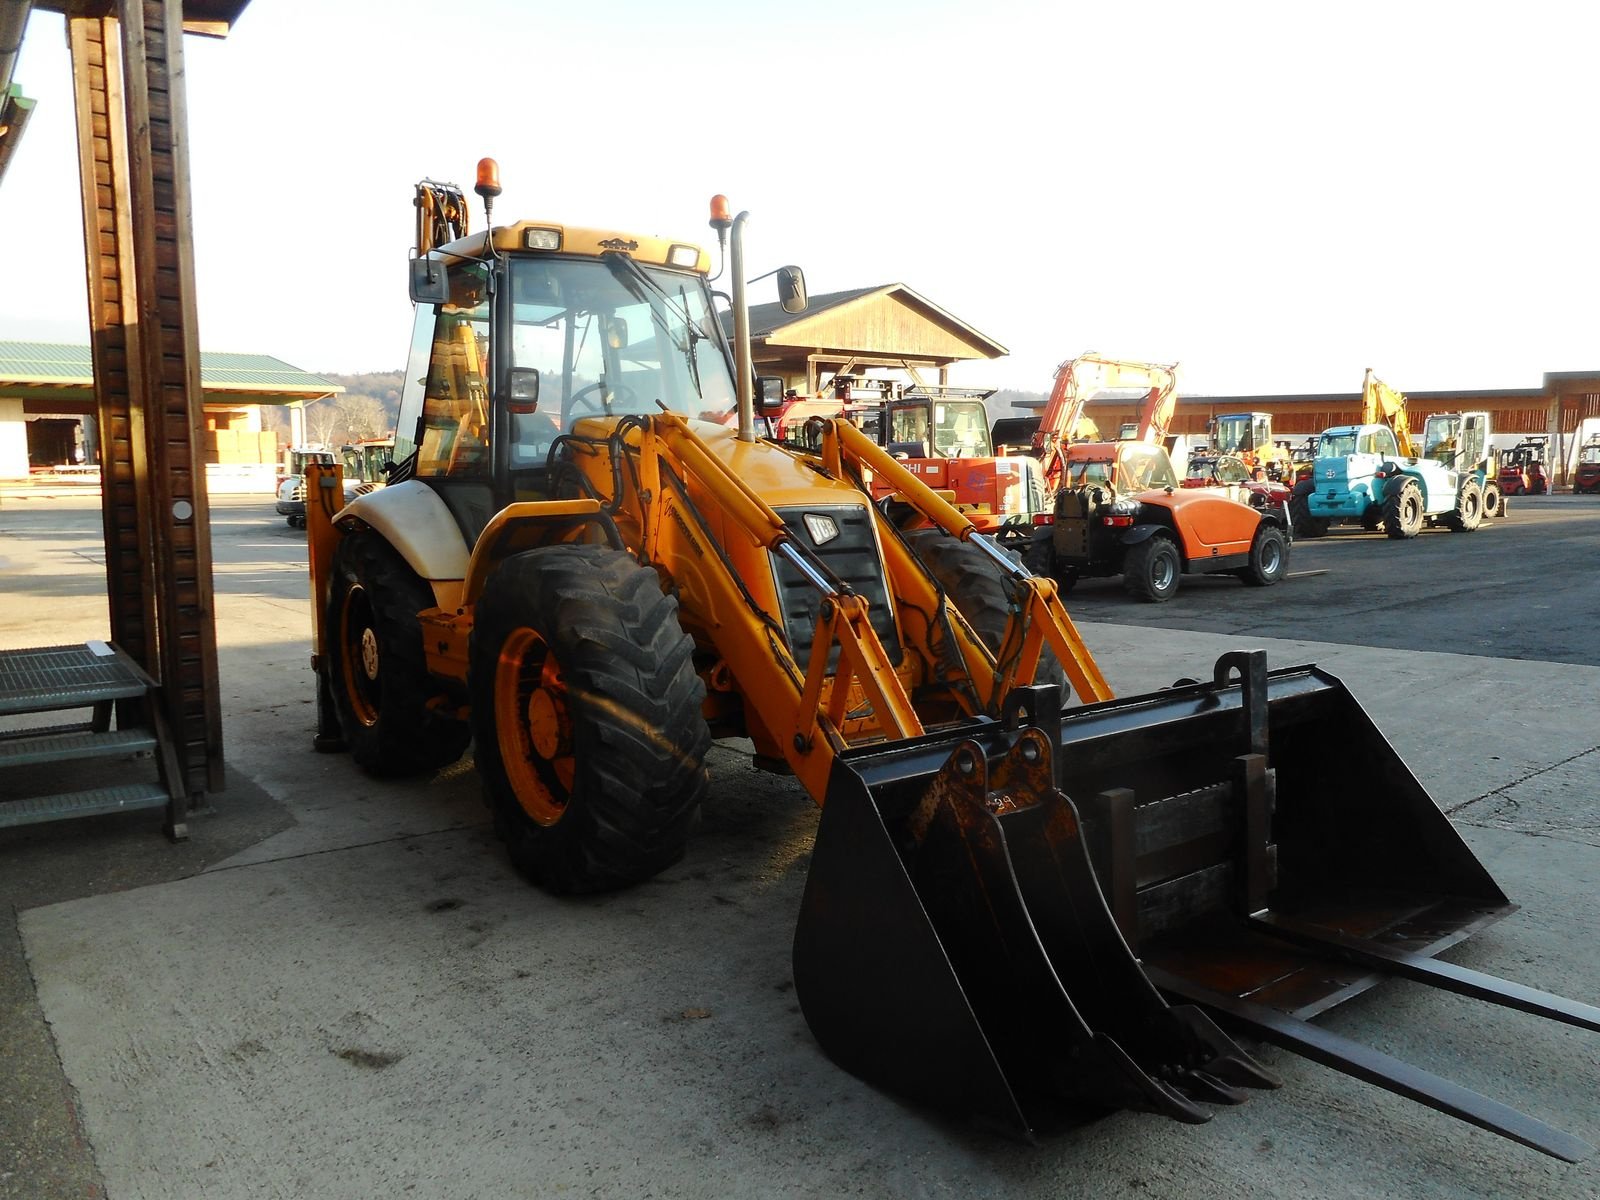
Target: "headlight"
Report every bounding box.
[523,228,561,251]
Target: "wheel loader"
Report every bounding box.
[303,162,1598,1160]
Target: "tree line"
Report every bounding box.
[258,371,404,449]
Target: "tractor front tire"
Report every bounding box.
[1123,536,1182,602]
[326,531,470,776]
[1383,479,1425,539]
[470,544,709,894]
[1445,479,1483,532]
[1238,523,1289,586]
[905,530,1066,691]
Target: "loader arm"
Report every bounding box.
[824,418,1113,708]
[547,411,1110,805]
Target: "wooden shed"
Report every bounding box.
[731,283,1008,395]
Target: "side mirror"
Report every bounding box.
[409,256,451,305]
[508,368,541,413]
[756,376,787,410]
[777,265,807,314]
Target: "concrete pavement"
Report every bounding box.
[3,494,1597,1200]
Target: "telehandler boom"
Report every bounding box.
[303,166,1597,1158]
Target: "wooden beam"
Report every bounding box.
[117,0,224,795]
[68,12,158,677]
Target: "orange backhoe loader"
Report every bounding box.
[302,166,1598,1159]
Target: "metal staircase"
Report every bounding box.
[0,642,188,839]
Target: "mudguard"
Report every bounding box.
[337,480,470,585]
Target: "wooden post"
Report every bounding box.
[66,0,225,798]
[68,12,159,681]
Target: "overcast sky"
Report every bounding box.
[1,0,1595,396]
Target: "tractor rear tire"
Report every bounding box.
[470,544,709,894]
[1445,479,1483,532]
[1237,524,1289,586]
[905,530,1066,692]
[1123,536,1182,602]
[326,531,471,776]
[1383,479,1425,539]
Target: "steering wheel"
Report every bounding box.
[568,381,639,417]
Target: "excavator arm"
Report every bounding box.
[1362,368,1415,456]
[1032,353,1180,490]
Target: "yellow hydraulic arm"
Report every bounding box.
[574,413,1111,806]
[1362,368,1415,457]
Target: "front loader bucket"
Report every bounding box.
[793,651,1597,1159]
[792,709,1276,1140]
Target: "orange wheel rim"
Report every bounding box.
[339,584,381,728]
[494,627,576,826]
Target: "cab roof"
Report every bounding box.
[432,222,711,274]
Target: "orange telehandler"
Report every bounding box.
[1021,355,1293,601]
[302,164,1598,1158]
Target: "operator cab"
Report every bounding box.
[391,242,738,540]
[1316,424,1401,460]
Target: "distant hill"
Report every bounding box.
[258,370,404,448]
[989,388,1048,414]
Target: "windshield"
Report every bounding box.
[1189,455,1248,483]
[931,400,991,457]
[342,443,392,484]
[1319,432,1357,458]
[506,256,735,465]
[1115,442,1179,490]
[288,450,334,474]
[1422,416,1458,464]
[1213,415,1249,455]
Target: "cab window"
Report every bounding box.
[395,261,492,478]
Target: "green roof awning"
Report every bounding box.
[0,340,343,403]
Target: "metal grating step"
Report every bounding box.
[0,721,93,744]
[0,727,158,768]
[0,783,171,830]
[0,642,156,717]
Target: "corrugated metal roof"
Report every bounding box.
[0,340,342,396]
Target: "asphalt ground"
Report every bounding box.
[2,491,1597,1200]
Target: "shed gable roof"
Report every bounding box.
[730,284,1007,363]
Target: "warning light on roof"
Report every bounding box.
[475,158,502,199]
